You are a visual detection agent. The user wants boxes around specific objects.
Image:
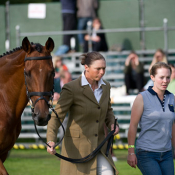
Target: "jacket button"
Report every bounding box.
[98,107,100,109]
[95,134,98,137]
[96,120,99,123]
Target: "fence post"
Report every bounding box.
[87,21,92,52]
[16,25,20,47]
[139,0,145,50]
[5,1,10,51]
[163,18,168,59]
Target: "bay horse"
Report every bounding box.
[0,37,55,175]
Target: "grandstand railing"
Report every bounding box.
[16,18,175,53]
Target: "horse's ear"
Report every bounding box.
[45,37,54,52]
[22,37,32,54]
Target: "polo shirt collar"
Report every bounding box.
[147,86,171,95]
[81,71,106,88]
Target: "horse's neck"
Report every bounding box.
[0,50,28,119]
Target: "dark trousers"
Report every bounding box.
[62,13,76,49]
[84,41,103,53]
[125,73,144,94]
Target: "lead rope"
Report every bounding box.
[33,108,117,163]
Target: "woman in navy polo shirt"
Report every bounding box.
[127,62,175,175]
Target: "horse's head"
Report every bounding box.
[22,37,55,126]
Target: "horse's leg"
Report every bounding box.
[0,159,8,175]
[0,152,9,175]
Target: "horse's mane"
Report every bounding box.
[0,42,42,58]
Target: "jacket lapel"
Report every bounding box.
[83,85,99,105]
[99,84,107,105]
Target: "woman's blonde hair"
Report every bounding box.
[149,49,168,73]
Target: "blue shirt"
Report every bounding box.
[136,86,175,152]
[81,71,106,103]
[60,0,76,14]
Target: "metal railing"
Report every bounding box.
[16,18,175,54]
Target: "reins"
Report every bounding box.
[24,55,117,163]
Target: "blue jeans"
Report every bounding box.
[77,17,93,45]
[136,149,174,175]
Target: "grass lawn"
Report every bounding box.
[4,149,175,175]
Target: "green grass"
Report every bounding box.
[4,149,174,175]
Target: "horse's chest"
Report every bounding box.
[0,120,21,154]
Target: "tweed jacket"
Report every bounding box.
[47,76,119,175]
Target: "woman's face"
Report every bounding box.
[155,51,164,62]
[85,59,106,81]
[93,19,101,29]
[151,68,171,91]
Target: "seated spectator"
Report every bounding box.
[53,55,68,79]
[83,18,108,52]
[124,52,144,95]
[53,69,72,147]
[167,64,175,94]
[144,49,168,90]
[53,69,72,101]
[149,49,168,72]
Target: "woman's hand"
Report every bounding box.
[134,55,139,65]
[47,141,56,155]
[125,55,132,66]
[127,153,137,168]
[92,36,101,42]
[111,124,119,135]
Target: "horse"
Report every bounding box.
[0,37,55,175]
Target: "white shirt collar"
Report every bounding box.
[81,71,106,88]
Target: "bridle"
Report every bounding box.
[24,55,118,164]
[24,55,65,147]
[24,56,54,113]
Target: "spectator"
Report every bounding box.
[144,49,168,90]
[55,0,76,55]
[149,49,168,73]
[77,0,98,49]
[167,64,175,94]
[53,55,68,79]
[84,18,108,52]
[127,62,175,175]
[53,69,72,148]
[124,52,144,95]
[53,69,72,101]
